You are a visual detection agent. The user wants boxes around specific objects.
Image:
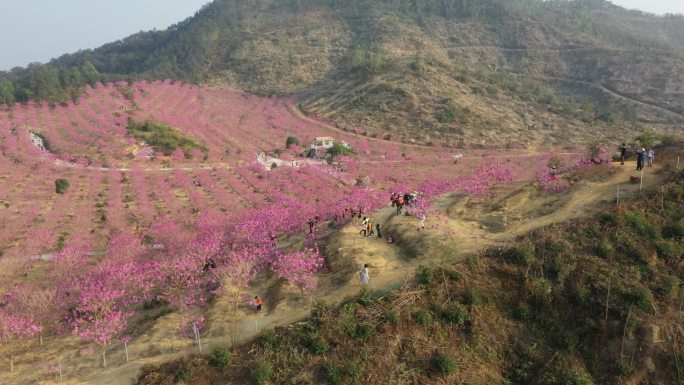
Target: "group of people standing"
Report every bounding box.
[620,143,654,171]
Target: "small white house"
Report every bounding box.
[312,137,335,150]
[311,137,351,151]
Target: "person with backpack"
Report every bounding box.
[376,223,382,239]
[396,195,404,214]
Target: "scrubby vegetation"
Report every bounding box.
[137,171,684,384]
[127,118,205,156]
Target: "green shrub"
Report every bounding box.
[573,286,590,305]
[351,323,374,341]
[174,364,191,383]
[624,212,659,240]
[345,359,365,380]
[541,364,595,385]
[55,179,69,194]
[530,277,553,303]
[415,265,435,286]
[385,311,399,325]
[661,276,680,298]
[656,240,682,262]
[413,309,432,326]
[616,360,633,376]
[127,118,204,156]
[462,288,481,306]
[433,352,456,374]
[631,284,654,310]
[511,360,535,382]
[285,136,299,149]
[326,142,355,159]
[597,241,614,258]
[586,223,602,237]
[600,211,619,226]
[439,267,461,281]
[250,359,274,385]
[260,330,278,348]
[323,363,342,385]
[661,222,684,239]
[304,333,329,355]
[506,242,536,266]
[513,303,534,321]
[208,347,231,370]
[442,304,469,325]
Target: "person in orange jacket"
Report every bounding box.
[255,296,263,313]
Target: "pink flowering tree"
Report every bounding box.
[157,253,208,337]
[4,285,57,345]
[171,148,185,161]
[0,311,40,371]
[67,281,133,368]
[210,248,264,312]
[272,248,325,295]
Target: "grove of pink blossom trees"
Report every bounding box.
[0,80,595,367]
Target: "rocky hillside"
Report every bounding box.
[137,163,684,385]
[1,0,683,145]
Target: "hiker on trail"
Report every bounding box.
[360,217,369,237]
[647,148,654,167]
[636,148,645,171]
[359,264,370,287]
[418,214,426,231]
[376,223,382,239]
[308,218,315,234]
[620,143,627,165]
[403,193,412,206]
[255,296,263,313]
[367,220,374,237]
[549,165,558,181]
[396,195,404,214]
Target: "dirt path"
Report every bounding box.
[1,162,673,385]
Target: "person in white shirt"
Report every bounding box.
[359,264,369,287]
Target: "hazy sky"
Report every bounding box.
[612,0,684,15]
[0,0,682,71]
[0,0,209,71]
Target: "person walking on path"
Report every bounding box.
[376,223,382,239]
[359,264,370,287]
[418,214,426,231]
[647,148,654,167]
[636,148,645,171]
[360,217,369,237]
[255,296,263,313]
[620,143,627,165]
[396,195,404,214]
[308,218,315,234]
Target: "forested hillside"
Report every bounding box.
[1,0,683,144]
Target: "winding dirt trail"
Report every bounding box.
[1,161,673,385]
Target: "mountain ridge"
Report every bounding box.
[1,0,683,145]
